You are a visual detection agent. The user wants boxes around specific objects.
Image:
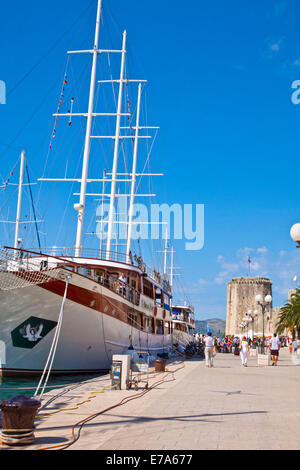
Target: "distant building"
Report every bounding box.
[288,289,297,302]
[226,277,274,337]
[271,306,281,333]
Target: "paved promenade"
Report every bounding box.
[2,348,300,450]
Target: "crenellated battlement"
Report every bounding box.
[229,277,272,285]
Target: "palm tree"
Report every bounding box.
[276,288,300,338]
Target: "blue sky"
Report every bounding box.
[1,0,300,320]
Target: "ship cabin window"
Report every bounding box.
[136,312,143,330]
[109,272,119,280]
[107,272,119,289]
[77,266,92,277]
[145,316,154,333]
[95,270,105,283]
[64,265,74,272]
[176,323,185,332]
[163,294,170,308]
[127,311,138,327]
[156,319,164,335]
[95,270,112,288]
[155,288,163,307]
[131,277,137,290]
[172,308,181,320]
[143,279,154,299]
[184,310,190,323]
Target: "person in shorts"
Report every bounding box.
[269,333,280,366]
[204,332,214,367]
[292,339,298,354]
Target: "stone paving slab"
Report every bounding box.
[1,348,300,450]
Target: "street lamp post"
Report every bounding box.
[255,294,272,354]
[245,309,258,340]
[242,317,249,338]
[290,224,300,340]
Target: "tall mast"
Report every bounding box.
[126,83,142,263]
[99,169,106,256]
[170,246,174,309]
[163,228,168,276]
[106,30,127,260]
[74,0,102,257]
[14,149,25,250]
[170,246,174,288]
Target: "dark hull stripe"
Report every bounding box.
[0,367,109,378]
[39,278,130,324]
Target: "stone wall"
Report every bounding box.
[226,277,273,337]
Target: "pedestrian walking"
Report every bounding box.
[292,338,298,355]
[213,337,218,354]
[240,336,249,366]
[204,332,214,367]
[234,337,240,356]
[269,333,280,366]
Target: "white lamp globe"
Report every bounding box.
[255,294,263,303]
[265,294,272,303]
[290,223,300,243]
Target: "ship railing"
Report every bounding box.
[0,247,62,291]
[171,313,195,325]
[1,246,141,306]
[128,312,170,335]
[24,246,170,291]
[25,246,129,263]
[96,273,140,307]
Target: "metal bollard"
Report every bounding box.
[154,358,166,372]
[0,395,41,446]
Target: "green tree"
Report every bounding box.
[276,288,300,339]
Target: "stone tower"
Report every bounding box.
[226,277,273,336]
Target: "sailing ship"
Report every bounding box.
[0,0,173,377]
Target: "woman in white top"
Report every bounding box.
[240,336,250,367]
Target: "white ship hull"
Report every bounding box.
[0,269,172,377]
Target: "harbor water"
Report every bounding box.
[0,373,103,401]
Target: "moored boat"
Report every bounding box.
[171,304,196,348]
[0,247,172,377]
[0,0,173,377]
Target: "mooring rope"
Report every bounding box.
[34,275,71,401]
